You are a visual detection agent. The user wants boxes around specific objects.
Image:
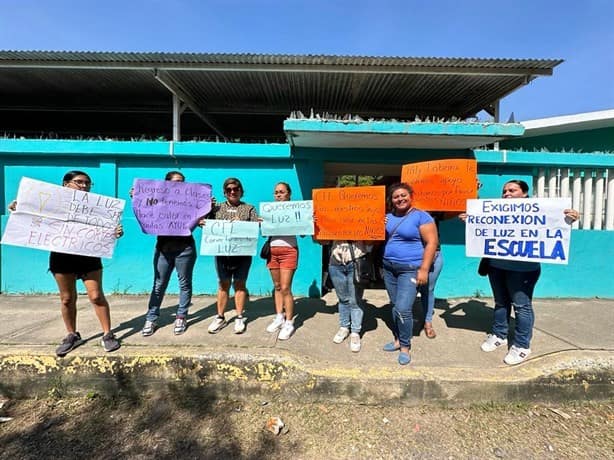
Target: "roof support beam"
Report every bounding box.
[154,69,227,140]
[0,61,556,76]
[172,94,187,141]
[0,104,453,118]
[493,99,500,150]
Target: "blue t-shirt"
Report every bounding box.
[384,210,434,265]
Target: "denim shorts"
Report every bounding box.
[215,256,252,282]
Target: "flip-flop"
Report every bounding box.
[398,352,411,365]
[383,341,400,352]
[424,324,437,339]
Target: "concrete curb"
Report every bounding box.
[1,348,612,404]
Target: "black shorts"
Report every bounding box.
[215,256,252,282]
[49,252,103,279]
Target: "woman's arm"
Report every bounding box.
[248,204,259,222]
[417,222,438,286]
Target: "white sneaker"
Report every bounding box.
[504,345,531,365]
[278,321,295,340]
[349,333,361,353]
[333,327,350,344]
[481,334,508,352]
[234,316,246,334]
[266,314,285,333]
[208,316,226,334]
[141,320,157,337]
[173,316,187,335]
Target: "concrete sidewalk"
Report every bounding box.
[0,292,612,404]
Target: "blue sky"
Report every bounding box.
[1,0,612,121]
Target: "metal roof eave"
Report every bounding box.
[0,51,562,75]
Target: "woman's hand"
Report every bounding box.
[8,200,17,212]
[458,213,467,222]
[416,267,429,286]
[564,208,579,222]
[115,224,124,238]
[198,218,206,227]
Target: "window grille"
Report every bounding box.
[534,168,613,230]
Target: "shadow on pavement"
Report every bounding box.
[439,299,493,333]
[115,300,218,340]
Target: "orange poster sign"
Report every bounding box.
[401,159,477,211]
[313,186,385,240]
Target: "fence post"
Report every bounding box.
[582,170,593,230]
[572,170,582,229]
[606,169,614,230]
[594,171,605,230]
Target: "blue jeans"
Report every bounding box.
[146,244,197,321]
[382,259,419,348]
[419,251,443,322]
[328,262,364,334]
[487,266,540,348]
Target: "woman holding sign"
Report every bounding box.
[204,177,259,334]
[382,183,438,365]
[325,240,371,353]
[467,179,579,365]
[264,182,298,340]
[9,170,123,356]
[140,171,198,337]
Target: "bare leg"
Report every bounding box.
[269,269,284,315]
[217,280,231,316]
[53,273,78,333]
[233,279,248,316]
[279,268,296,320]
[82,269,111,334]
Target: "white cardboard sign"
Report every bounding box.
[1,177,125,258]
[465,197,572,265]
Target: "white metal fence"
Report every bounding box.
[534,167,614,230]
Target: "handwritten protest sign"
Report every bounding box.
[259,200,314,236]
[1,177,125,258]
[200,220,260,256]
[313,186,385,240]
[465,197,572,264]
[401,159,477,211]
[132,179,211,236]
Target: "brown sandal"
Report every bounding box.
[424,323,437,339]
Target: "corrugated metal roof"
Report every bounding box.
[0,51,562,140]
[0,50,560,68]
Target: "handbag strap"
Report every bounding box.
[387,209,414,240]
[347,241,358,262]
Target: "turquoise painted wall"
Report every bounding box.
[0,139,323,298]
[1,139,613,298]
[438,219,612,298]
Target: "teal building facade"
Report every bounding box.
[2,116,612,298]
